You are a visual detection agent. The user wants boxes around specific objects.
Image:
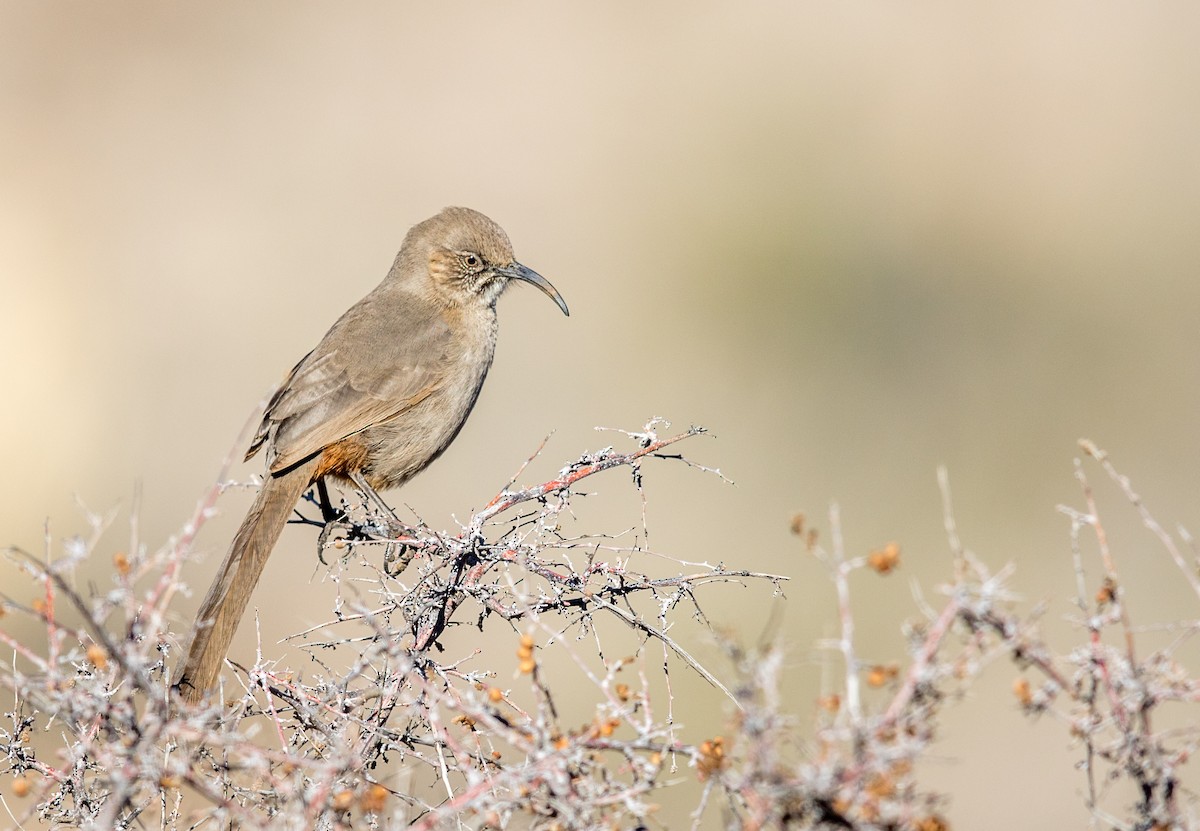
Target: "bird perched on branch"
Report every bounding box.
[175,207,568,703]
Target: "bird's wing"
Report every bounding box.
[250,293,453,473]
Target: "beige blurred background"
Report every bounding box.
[3,2,1200,826]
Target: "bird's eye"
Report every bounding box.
[464,254,480,268]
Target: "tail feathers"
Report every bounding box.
[176,458,319,703]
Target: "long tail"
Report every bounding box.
[175,458,319,703]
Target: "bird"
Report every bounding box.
[174,206,568,703]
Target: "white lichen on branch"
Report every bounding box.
[1,430,1197,829]
[0,421,782,829]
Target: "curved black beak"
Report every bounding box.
[499,262,569,316]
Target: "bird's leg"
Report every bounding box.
[348,470,414,576]
[316,478,342,523]
[348,470,400,522]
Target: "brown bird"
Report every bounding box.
[175,207,568,703]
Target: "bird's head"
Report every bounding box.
[400,206,568,316]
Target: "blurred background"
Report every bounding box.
[3,2,1199,826]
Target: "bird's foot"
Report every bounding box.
[382,541,415,577]
[317,519,370,564]
[316,518,414,576]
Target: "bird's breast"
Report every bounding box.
[358,311,498,490]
